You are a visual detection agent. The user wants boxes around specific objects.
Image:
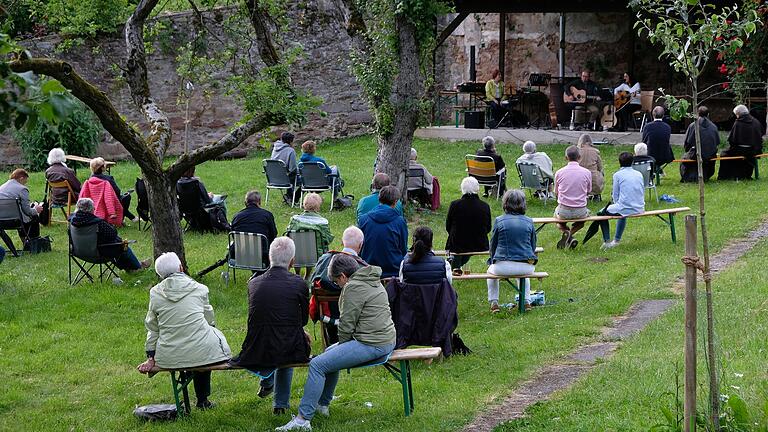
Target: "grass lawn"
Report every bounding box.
[1,135,767,431]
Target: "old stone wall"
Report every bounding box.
[1,0,371,166]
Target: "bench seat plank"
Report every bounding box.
[452,272,548,281]
[434,247,543,257]
[531,207,690,225]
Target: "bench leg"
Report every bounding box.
[383,360,414,416]
[669,213,677,244]
[754,160,759,180]
[171,371,194,417]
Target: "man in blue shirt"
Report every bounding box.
[582,152,645,249]
[357,173,403,223]
[359,186,408,278]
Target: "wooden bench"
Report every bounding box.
[452,272,549,315]
[433,247,544,257]
[664,153,768,181]
[531,207,691,243]
[140,347,442,417]
[65,155,116,174]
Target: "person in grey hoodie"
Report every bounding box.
[271,132,298,203]
[137,252,231,409]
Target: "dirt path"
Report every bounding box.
[463,218,768,432]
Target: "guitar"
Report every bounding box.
[614,90,638,112]
[548,100,558,129]
[563,86,601,103]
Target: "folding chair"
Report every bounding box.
[406,167,431,207]
[135,178,152,231]
[68,224,122,285]
[631,160,659,204]
[263,159,298,206]
[176,179,222,232]
[516,162,553,205]
[297,162,335,210]
[0,198,31,257]
[287,229,320,279]
[465,155,504,199]
[46,180,76,225]
[225,231,269,287]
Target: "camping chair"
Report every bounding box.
[225,231,269,288]
[631,160,659,204]
[633,90,655,131]
[297,162,335,210]
[406,167,431,207]
[45,179,76,225]
[287,229,320,279]
[516,162,553,205]
[465,155,504,199]
[0,198,31,257]
[263,159,298,206]
[68,224,122,285]
[177,179,215,232]
[135,178,151,231]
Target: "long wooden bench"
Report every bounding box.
[433,247,544,257]
[531,207,691,243]
[663,153,767,181]
[140,347,442,417]
[452,272,549,315]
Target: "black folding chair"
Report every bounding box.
[263,159,298,206]
[68,224,122,285]
[0,198,32,257]
[135,178,152,231]
[176,179,221,232]
[297,162,335,210]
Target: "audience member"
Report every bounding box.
[445,177,491,272]
[137,252,232,409]
[229,237,311,415]
[487,190,538,313]
[359,185,408,278]
[407,148,434,206]
[0,169,42,244]
[680,106,719,182]
[718,104,764,180]
[399,226,451,284]
[276,254,395,431]
[231,190,277,268]
[357,173,403,223]
[299,140,344,197]
[271,132,298,204]
[45,148,81,205]
[475,136,506,196]
[69,198,150,271]
[583,152,645,249]
[85,157,136,223]
[177,165,229,231]
[0,245,4,265]
[576,134,604,199]
[286,193,334,258]
[632,143,657,174]
[515,140,554,196]
[553,146,592,250]
[641,106,674,170]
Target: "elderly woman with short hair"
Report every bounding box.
[632,142,656,174]
[286,193,334,258]
[445,177,491,273]
[515,140,554,197]
[137,252,232,410]
[476,136,506,196]
[718,104,765,180]
[577,134,604,199]
[45,148,81,205]
[487,189,538,313]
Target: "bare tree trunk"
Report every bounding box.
[376,15,422,198]
[144,174,186,262]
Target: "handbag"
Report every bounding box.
[333,194,354,210]
[26,236,52,254]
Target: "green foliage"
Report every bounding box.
[29,0,132,37]
[15,97,102,170]
[717,0,768,102]
[0,0,37,37]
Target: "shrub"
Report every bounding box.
[30,0,132,37]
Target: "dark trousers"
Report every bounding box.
[120,193,135,220]
[489,100,504,125]
[179,371,211,403]
[583,206,621,244]
[21,218,40,242]
[449,254,471,270]
[616,103,641,131]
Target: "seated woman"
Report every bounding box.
[577,134,605,200]
[276,254,395,431]
[445,177,491,273]
[45,148,81,206]
[515,140,554,197]
[632,142,656,175]
[286,193,334,258]
[299,140,343,197]
[407,148,434,206]
[177,165,229,231]
[69,198,150,271]
[83,157,136,224]
[487,189,538,313]
[0,169,42,245]
[399,226,452,285]
[476,136,506,196]
[137,252,232,409]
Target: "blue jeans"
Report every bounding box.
[114,247,141,270]
[298,340,395,420]
[600,217,627,242]
[257,368,294,409]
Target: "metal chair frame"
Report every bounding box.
[263,159,298,207]
[516,161,553,205]
[0,198,31,257]
[297,162,336,211]
[631,160,659,204]
[68,225,122,285]
[465,155,503,199]
[225,231,269,287]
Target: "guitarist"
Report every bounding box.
[564,70,603,129]
[612,72,641,132]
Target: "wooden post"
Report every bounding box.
[684,215,698,432]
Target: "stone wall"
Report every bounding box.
[1,0,372,165]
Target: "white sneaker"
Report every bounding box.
[276,416,312,431]
[316,405,330,417]
[600,240,619,250]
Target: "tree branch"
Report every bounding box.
[244,0,281,67]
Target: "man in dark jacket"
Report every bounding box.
[475,136,506,196]
[718,104,765,180]
[230,237,310,415]
[445,177,491,271]
[680,106,720,182]
[359,185,408,278]
[230,190,277,268]
[641,106,674,170]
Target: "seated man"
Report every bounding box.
[45,148,81,206]
[641,106,674,172]
[516,140,554,197]
[565,70,603,129]
[69,198,150,272]
[680,106,719,182]
[407,148,434,206]
[229,237,311,415]
[0,169,42,245]
[299,140,343,197]
[583,152,645,249]
[476,136,506,196]
[137,252,231,410]
[357,173,403,223]
[177,165,229,232]
[231,190,278,268]
[359,185,408,278]
[286,193,334,258]
[632,142,657,175]
[718,104,764,180]
[553,146,592,250]
[271,131,298,204]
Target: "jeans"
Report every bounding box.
[298,340,395,420]
[487,261,535,303]
[258,368,294,409]
[114,246,141,270]
[600,216,627,242]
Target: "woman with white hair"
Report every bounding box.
[577,134,605,200]
[445,177,491,273]
[718,104,765,180]
[286,193,334,258]
[407,147,434,206]
[476,136,506,196]
[45,148,81,205]
[137,252,232,410]
[632,142,656,174]
[515,140,554,197]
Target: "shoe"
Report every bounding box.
[452,268,464,277]
[273,407,287,415]
[490,302,500,313]
[276,416,312,431]
[316,405,330,417]
[196,399,215,410]
[568,238,579,250]
[132,216,140,223]
[600,240,619,250]
[140,259,151,269]
[258,385,274,399]
[518,303,533,312]
[556,232,570,249]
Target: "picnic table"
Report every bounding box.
[65,155,116,174]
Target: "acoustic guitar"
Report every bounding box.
[614,90,638,112]
[563,86,601,103]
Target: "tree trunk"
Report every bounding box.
[144,174,186,265]
[376,15,422,198]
